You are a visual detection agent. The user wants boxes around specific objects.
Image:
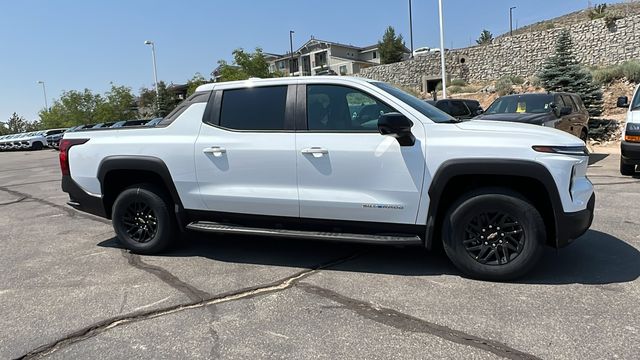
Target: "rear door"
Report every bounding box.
[194,84,299,217]
[295,83,426,224]
[554,95,572,134]
[561,94,582,137]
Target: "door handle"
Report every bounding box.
[301,147,328,157]
[203,146,226,157]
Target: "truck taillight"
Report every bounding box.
[59,138,89,176]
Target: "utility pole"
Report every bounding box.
[409,0,414,58]
[289,30,295,76]
[510,7,517,36]
[438,0,447,99]
[37,81,48,110]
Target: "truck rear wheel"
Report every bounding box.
[112,184,177,254]
[442,188,545,281]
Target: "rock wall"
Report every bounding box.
[359,14,640,89]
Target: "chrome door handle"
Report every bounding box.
[301,147,328,157]
[203,146,226,157]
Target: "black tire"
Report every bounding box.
[31,142,43,151]
[620,158,636,176]
[112,184,177,254]
[442,188,545,281]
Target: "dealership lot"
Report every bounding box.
[0,150,638,359]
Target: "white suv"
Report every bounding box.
[60,77,595,281]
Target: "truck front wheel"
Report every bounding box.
[112,184,177,254]
[442,188,545,281]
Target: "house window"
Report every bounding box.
[373,51,377,59]
[339,65,347,76]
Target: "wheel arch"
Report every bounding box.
[97,156,184,223]
[425,159,563,250]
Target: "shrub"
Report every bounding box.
[495,76,514,96]
[509,75,525,85]
[621,61,640,83]
[450,78,467,86]
[448,86,463,94]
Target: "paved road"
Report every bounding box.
[0,149,638,359]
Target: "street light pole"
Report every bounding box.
[37,81,48,110]
[409,0,414,58]
[510,7,517,36]
[438,0,447,99]
[289,30,295,76]
[144,40,159,99]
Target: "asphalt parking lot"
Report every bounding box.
[0,149,639,359]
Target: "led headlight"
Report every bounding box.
[532,145,589,156]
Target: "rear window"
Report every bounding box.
[485,94,554,114]
[219,86,288,130]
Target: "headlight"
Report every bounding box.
[532,145,589,156]
[625,123,640,143]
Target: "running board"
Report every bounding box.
[186,221,422,245]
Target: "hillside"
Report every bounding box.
[497,1,640,38]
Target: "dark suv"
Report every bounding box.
[474,93,589,141]
[426,99,483,120]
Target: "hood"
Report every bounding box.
[474,112,552,124]
[455,119,583,146]
[629,109,640,124]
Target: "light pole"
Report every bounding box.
[438,0,447,99]
[289,30,295,76]
[144,40,159,99]
[510,7,517,36]
[37,81,48,110]
[409,0,414,58]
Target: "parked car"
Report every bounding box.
[413,47,431,57]
[61,77,594,281]
[91,122,116,129]
[427,99,484,120]
[6,131,49,150]
[616,86,640,175]
[111,119,149,128]
[145,118,164,127]
[475,92,589,141]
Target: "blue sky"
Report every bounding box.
[0,0,595,122]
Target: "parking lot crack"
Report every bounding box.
[14,252,360,360]
[0,196,27,206]
[0,186,111,225]
[297,283,541,360]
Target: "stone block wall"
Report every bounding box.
[358,14,640,89]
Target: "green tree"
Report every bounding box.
[95,84,137,121]
[186,73,209,96]
[39,89,104,128]
[6,112,28,133]
[538,30,603,117]
[138,81,182,118]
[378,26,406,64]
[588,3,607,20]
[476,30,494,45]
[214,48,281,82]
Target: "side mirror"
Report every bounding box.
[559,106,572,116]
[378,112,415,146]
[475,108,484,115]
[617,96,629,108]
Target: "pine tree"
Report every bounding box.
[476,30,493,45]
[538,30,603,117]
[378,26,406,64]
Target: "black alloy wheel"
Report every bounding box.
[463,211,525,265]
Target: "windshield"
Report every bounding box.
[485,94,554,114]
[631,88,640,110]
[373,82,455,123]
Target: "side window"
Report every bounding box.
[448,100,470,117]
[435,101,450,114]
[307,85,395,131]
[571,95,586,112]
[562,95,578,112]
[219,86,288,130]
[555,95,566,108]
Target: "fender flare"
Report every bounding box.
[424,159,563,249]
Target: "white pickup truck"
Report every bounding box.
[61,77,595,281]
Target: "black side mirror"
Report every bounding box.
[617,96,629,108]
[475,108,484,115]
[378,112,415,146]
[559,106,572,116]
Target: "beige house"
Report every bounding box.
[268,38,409,76]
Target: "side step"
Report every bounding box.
[186,221,422,245]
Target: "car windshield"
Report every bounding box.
[485,94,554,114]
[373,82,456,123]
[631,88,640,110]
